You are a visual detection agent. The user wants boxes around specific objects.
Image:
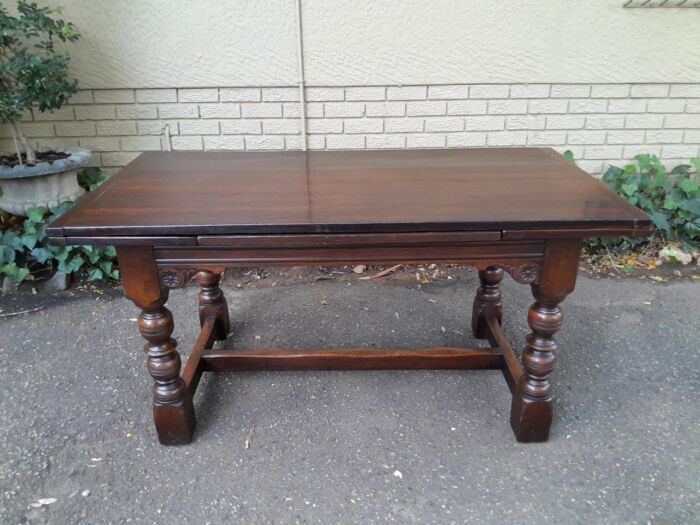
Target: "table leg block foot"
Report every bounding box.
[510,394,551,442]
[154,396,196,445]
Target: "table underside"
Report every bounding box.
[107,232,601,445]
[166,238,540,418]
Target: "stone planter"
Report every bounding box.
[0,147,91,216]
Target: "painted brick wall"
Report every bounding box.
[2,83,699,177]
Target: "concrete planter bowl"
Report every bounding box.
[0,147,91,217]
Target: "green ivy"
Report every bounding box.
[0,169,118,283]
[582,153,700,256]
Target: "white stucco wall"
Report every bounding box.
[42,0,700,89]
[2,0,698,176]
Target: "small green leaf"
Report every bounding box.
[679,178,699,195]
[22,220,37,235]
[30,247,52,263]
[650,212,671,233]
[662,195,678,210]
[690,157,700,174]
[99,261,113,274]
[103,245,117,258]
[68,255,85,272]
[0,262,30,282]
[679,196,700,215]
[87,267,103,281]
[0,245,16,264]
[20,234,38,250]
[635,154,653,170]
[82,245,100,264]
[3,231,24,251]
[54,246,72,263]
[26,206,47,222]
[670,164,691,176]
[621,183,638,196]
[48,201,74,219]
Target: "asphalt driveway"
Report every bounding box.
[0,268,698,524]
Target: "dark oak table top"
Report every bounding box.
[47,148,651,240]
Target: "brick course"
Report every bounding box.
[0,84,697,176]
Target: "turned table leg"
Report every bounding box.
[510,239,581,442]
[117,246,195,445]
[195,270,230,341]
[472,266,504,339]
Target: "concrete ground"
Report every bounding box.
[0,268,698,525]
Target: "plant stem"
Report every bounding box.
[8,123,24,166]
[15,120,36,165]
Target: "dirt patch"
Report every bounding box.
[221,260,698,290]
[0,150,70,168]
[579,259,699,282]
[2,261,695,305]
[221,264,469,289]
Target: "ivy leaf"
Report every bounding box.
[690,157,700,174]
[650,212,671,234]
[22,220,37,235]
[621,183,638,196]
[662,195,678,210]
[603,166,623,185]
[68,255,85,272]
[670,164,691,177]
[0,245,16,264]
[684,221,700,238]
[20,234,38,250]
[3,231,24,251]
[30,247,52,263]
[635,154,653,171]
[82,245,100,264]
[58,254,85,274]
[0,262,30,283]
[15,266,30,282]
[679,196,700,215]
[679,178,699,195]
[48,201,74,219]
[26,206,47,222]
[87,267,103,281]
[109,269,120,280]
[99,261,113,274]
[53,246,72,263]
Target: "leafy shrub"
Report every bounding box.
[584,154,699,255]
[1,1,80,165]
[0,169,119,283]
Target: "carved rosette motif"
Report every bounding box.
[159,268,197,289]
[497,263,541,284]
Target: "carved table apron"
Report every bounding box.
[47,148,652,445]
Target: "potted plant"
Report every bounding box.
[0,1,90,216]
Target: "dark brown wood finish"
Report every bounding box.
[117,246,195,445]
[471,266,505,339]
[202,347,504,371]
[194,270,230,341]
[48,148,652,445]
[47,148,650,239]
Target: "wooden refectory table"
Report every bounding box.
[47,148,652,445]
